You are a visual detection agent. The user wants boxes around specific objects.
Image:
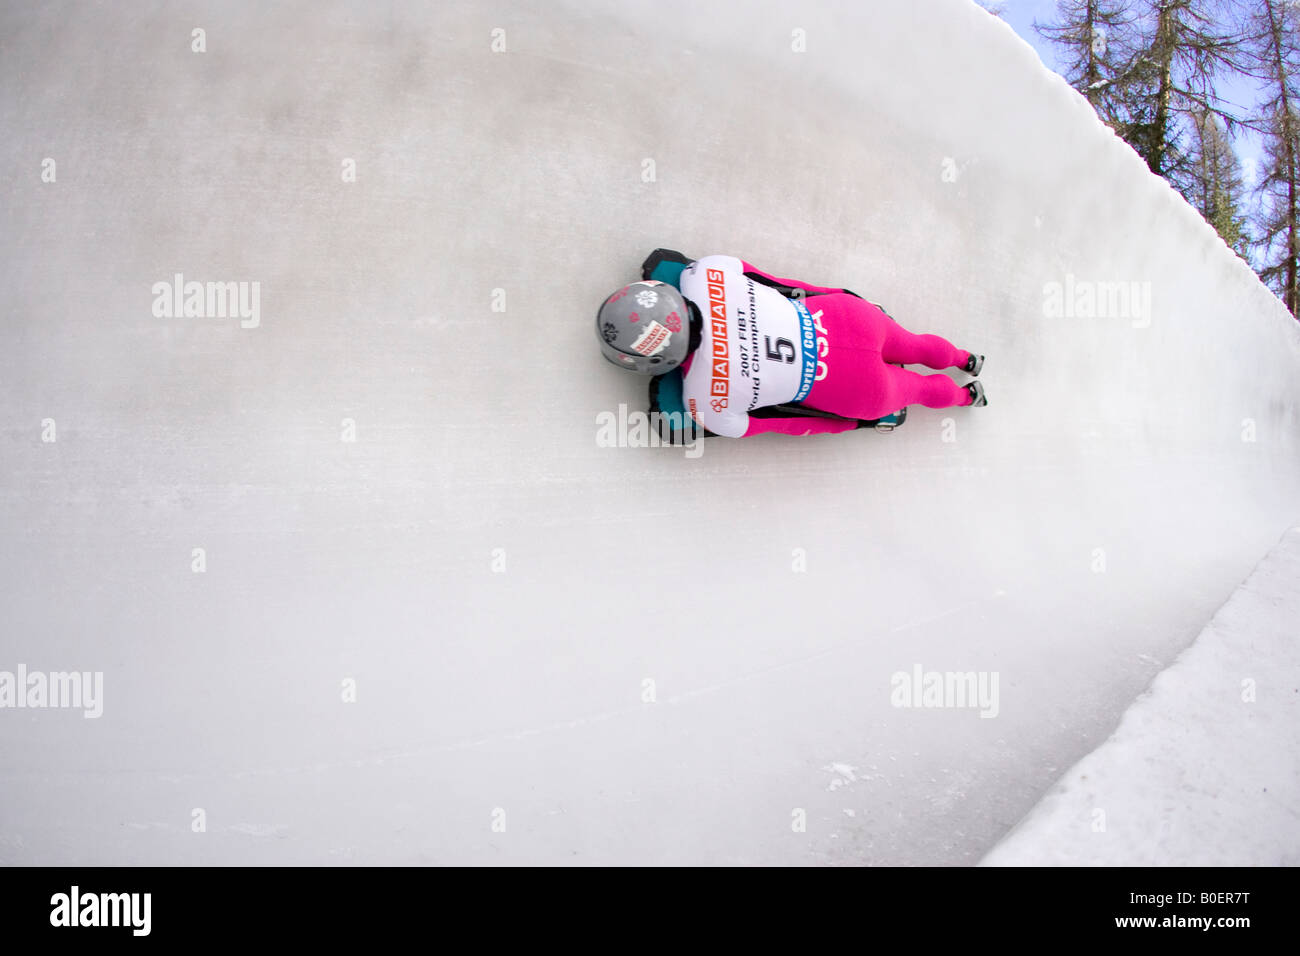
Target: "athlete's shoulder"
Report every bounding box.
[687,254,744,274]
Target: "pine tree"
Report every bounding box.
[1118,1,1243,183]
[1187,110,1251,256]
[1034,0,1137,127]
[1240,0,1300,316]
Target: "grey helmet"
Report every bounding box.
[595,280,690,374]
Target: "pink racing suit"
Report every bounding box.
[677,255,972,437]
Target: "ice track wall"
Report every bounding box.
[2,0,1298,864]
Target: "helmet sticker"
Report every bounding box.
[630,320,671,356]
[600,321,618,344]
[635,289,660,309]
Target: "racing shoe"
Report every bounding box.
[962,352,984,376]
[965,380,987,407]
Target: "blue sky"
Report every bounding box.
[993,0,1267,184]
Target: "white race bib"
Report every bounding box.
[679,255,816,437]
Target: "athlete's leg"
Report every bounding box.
[798,293,971,420]
[877,363,971,412]
[878,311,970,370]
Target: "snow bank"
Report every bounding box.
[982,525,1300,866]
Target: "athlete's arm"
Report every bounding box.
[641,248,693,286]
